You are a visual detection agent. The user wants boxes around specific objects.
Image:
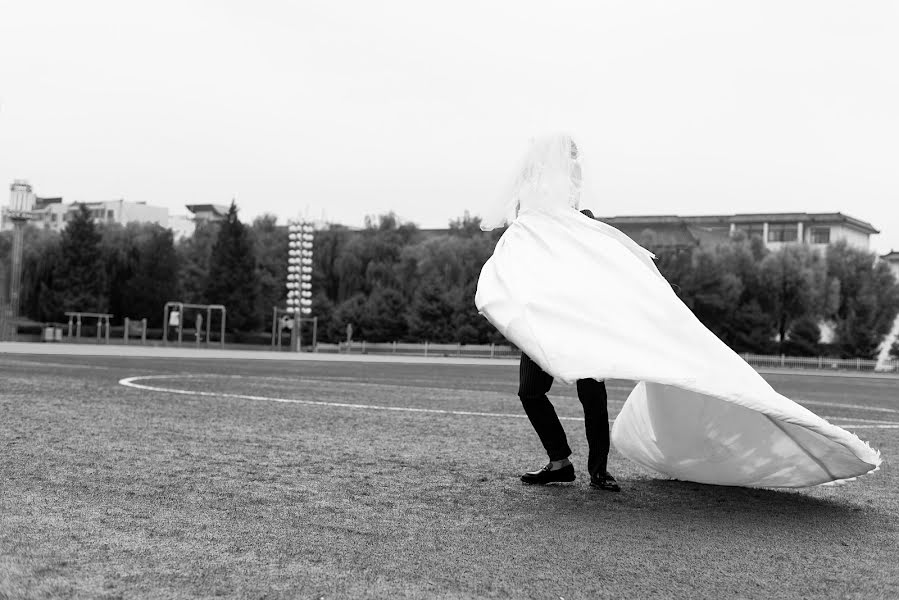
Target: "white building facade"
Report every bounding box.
[602,212,879,252]
[60,199,169,231]
[882,251,899,282]
[2,181,172,232]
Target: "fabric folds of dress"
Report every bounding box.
[475,207,881,488]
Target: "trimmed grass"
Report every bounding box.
[1,356,897,599]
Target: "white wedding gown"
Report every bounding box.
[475,166,880,487]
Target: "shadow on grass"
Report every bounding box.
[502,476,868,539]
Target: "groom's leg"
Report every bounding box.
[576,378,610,478]
[518,353,571,461]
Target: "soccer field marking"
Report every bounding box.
[799,400,899,414]
[821,416,899,428]
[128,373,631,407]
[238,374,634,398]
[229,376,893,413]
[118,375,589,422]
[118,374,899,429]
[0,358,117,371]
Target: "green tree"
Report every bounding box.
[312,225,352,302]
[889,340,899,360]
[360,288,408,342]
[826,241,899,358]
[46,204,107,320]
[205,202,260,332]
[120,226,178,327]
[99,223,137,323]
[677,246,745,342]
[11,226,63,322]
[308,292,335,343]
[333,213,420,301]
[251,214,288,327]
[784,316,821,357]
[448,211,484,237]
[448,280,496,344]
[329,293,367,342]
[759,245,830,354]
[404,228,496,343]
[407,278,455,341]
[176,220,218,304]
[658,234,775,354]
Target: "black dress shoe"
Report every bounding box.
[520,463,576,485]
[589,472,621,492]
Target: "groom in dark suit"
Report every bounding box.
[517,208,620,492]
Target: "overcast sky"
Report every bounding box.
[2,1,897,252]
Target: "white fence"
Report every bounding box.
[739,353,898,373]
[312,342,899,373]
[316,341,521,358]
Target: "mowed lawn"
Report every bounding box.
[1,354,897,599]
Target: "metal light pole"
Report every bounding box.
[1,181,37,341]
[286,219,315,351]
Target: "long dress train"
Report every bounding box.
[475,206,881,488]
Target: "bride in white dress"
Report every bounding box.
[475,133,880,488]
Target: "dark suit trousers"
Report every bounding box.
[518,353,611,478]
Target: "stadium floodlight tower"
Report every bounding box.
[0,181,38,341]
[284,218,317,351]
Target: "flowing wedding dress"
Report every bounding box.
[475,134,880,488]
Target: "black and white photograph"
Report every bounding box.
[1,1,898,598]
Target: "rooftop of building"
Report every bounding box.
[599,212,879,234]
[34,197,63,209]
[186,204,229,216]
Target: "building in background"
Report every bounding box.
[600,212,879,252]
[65,199,169,230]
[1,181,37,230]
[168,214,196,240]
[3,183,239,240]
[2,181,176,233]
[882,250,899,282]
[186,204,229,224]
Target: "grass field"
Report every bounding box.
[1,353,898,599]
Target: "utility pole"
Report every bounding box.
[0,257,8,341]
[1,181,38,341]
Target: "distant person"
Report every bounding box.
[168,309,181,341]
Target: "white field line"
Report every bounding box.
[820,416,899,425]
[796,400,899,414]
[118,375,587,422]
[0,358,117,371]
[209,373,635,394]
[118,375,899,429]
[249,378,898,413]
[135,373,632,406]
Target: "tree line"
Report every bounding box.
[2,202,898,358]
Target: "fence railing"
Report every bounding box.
[739,353,898,373]
[9,322,898,373]
[318,341,523,358]
[317,342,899,373]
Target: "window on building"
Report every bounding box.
[768,224,798,242]
[107,210,115,221]
[735,224,765,239]
[810,227,830,244]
